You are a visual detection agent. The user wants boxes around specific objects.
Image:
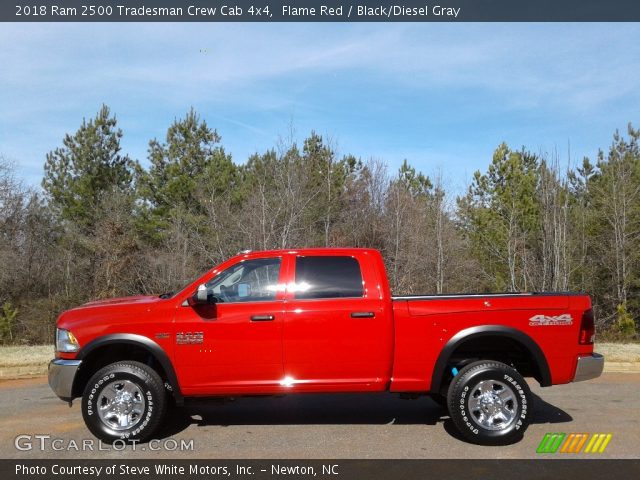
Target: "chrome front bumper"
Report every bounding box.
[573,353,604,382]
[48,359,82,401]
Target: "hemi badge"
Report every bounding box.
[155,333,170,339]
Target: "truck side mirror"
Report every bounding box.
[187,284,218,306]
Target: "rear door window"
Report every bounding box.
[294,256,364,299]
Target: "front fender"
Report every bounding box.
[77,333,183,403]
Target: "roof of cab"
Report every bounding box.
[237,247,381,257]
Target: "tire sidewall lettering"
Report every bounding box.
[502,373,529,427]
[86,373,116,416]
[84,367,157,440]
[458,385,478,434]
[449,363,532,443]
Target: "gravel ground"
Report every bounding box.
[0,373,638,459]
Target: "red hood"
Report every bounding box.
[57,294,170,335]
[81,295,162,308]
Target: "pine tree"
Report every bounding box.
[140,108,235,225]
[458,143,540,291]
[42,105,134,231]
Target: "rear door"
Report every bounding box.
[282,252,392,390]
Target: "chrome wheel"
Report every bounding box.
[468,379,517,431]
[97,380,146,431]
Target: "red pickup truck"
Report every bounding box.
[49,248,603,445]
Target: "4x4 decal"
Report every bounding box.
[529,314,573,326]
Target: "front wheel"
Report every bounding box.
[81,361,167,443]
[446,360,532,445]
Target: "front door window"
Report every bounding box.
[205,257,281,303]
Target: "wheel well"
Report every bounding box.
[72,343,170,398]
[435,334,546,395]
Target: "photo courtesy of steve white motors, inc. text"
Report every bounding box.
[14,463,339,477]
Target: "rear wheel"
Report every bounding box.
[81,361,167,443]
[446,360,532,445]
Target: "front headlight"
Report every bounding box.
[56,328,80,353]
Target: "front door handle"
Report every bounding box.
[251,314,275,322]
[350,311,375,318]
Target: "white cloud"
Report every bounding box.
[1,23,638,185]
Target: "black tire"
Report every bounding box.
[446,360,532,445]
[81,361,166,443]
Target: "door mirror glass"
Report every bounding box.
[188,283,218,306]
[237,282,251,298]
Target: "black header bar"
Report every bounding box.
[4,0,640,22]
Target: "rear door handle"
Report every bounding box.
[350,311,375,318]
[251,314,275,322]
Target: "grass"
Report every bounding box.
[0,344,53,368]
[596,342,640,363]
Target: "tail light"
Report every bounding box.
[579,308,595,345]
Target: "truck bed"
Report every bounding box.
[392,292,586,301]
[389,291,593,392]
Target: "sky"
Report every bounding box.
[1,23,639,193]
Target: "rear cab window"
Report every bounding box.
[293,256,364,299]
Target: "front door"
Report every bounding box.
[174,256,285,395]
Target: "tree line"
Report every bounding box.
[0,105,637,344]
